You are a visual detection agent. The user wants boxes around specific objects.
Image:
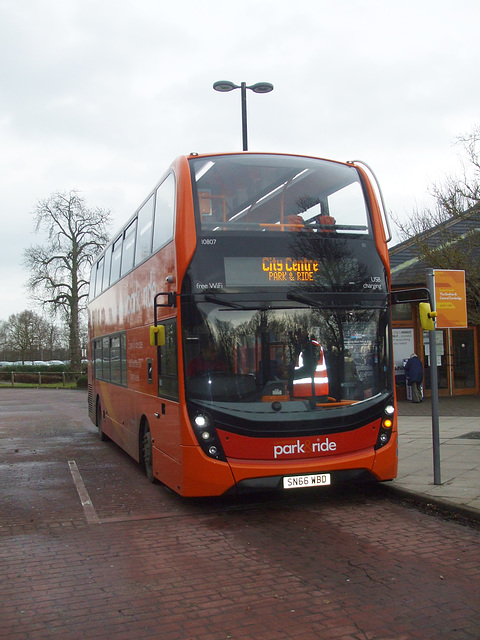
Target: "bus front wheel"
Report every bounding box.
[142,419,156,483]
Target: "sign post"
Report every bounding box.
[426,269,441,484]
[426,269,468,485]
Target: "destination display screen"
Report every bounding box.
[224,257,321,287]
[189,236,386,294]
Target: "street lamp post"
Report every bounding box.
[213,80,274,151]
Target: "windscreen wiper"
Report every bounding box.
[287,291,388,309]
[303,219,368,232]
[203,293,247,309]
[286,292,328,308]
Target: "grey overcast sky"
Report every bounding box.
[1,0,479,320]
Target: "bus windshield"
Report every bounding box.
[183,301,390,409]
[190,154,370,234]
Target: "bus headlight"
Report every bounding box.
[189,409,226,461]
[379,432,389,445]
[194,413,209,428]
[375,409,394,450]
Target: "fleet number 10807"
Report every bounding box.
[283,473,331,489]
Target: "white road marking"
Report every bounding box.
[68,460,101,525]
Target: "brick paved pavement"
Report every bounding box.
[1,494,480,640]
[393,395,480,517]
[398,395,480,417]
[1,389,480,640]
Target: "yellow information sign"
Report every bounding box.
[434,270,467,328]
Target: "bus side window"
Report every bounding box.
[94,333,127,386]
[94,339,102,378]
[89,264,96,301]
[135,195,155,266]
[121,219,137,277]
[94,258,104,297]
[153,173,176,252]
[121,333,127,385]
[110,335,121,384]
[110,236,123,284]
[158,320,178,400]
[102,245,112,291]
[102,337,111,382]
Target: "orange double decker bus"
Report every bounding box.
[88,152,397,496]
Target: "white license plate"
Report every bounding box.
[283,473,331,489]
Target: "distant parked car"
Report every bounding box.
[0,361,11,367]
[46,360,66,366]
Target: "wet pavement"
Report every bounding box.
[394,395,480,520]
[0,389,479,640]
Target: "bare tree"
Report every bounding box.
[0,320,8,361]
[24,191,111,368]
[434,125,480,210]
[391,126,480,323]
[5,311,48,363]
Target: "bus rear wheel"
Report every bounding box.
[142,420,156,483]
[96,398,109,441]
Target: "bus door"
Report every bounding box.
[152,318,182,460]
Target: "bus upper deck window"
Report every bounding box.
[94,258,104,297]
[121,220,137,277]
[102,246,112,290]
[110,236,122,284]
[153,174,175,252]
[135,196,154,266]
[191,155,370,235]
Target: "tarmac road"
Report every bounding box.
[1,389,480,640]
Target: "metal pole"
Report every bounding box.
[240,82,248,151]
[426,268,441,484]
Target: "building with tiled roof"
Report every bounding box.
[388,206,480,398]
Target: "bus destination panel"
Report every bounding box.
[224,256,321,286]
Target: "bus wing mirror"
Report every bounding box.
[150,325,166,346]
[390,288,430,305]
[419,303,437,331]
